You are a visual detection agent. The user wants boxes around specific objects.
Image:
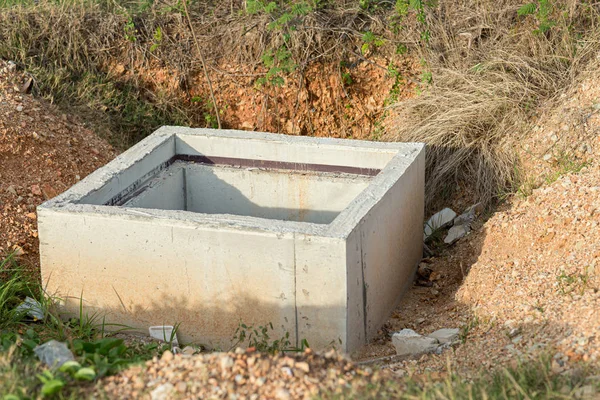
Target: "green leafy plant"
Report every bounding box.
[394,0,437,43]
[518,0,555,34]
[149,26,162,52]
[245,1,316,88]
[385,63,404,106]
[557,271,590,296]
[459,316,479,344]
[256,46,296,87]
[361,31,385,55]
[124,16,137,42]
[37,370,65,397]
[231,321,309,354]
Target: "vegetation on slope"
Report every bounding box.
[1,1,599,208]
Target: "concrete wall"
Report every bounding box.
[120,161,371,224]
[185,164,370,224]
[38,210,300,349]
[123,165,186,210]
[38,127,425,352]
[174,130,397,170]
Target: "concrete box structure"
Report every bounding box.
[38,127,425,352]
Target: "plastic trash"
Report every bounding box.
[15,296,45,321]
[149,326,179,346]
[34,340,75,368]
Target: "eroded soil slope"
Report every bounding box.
[0,60,116,268]
[356,65,600,378]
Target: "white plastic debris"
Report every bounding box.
[34,340,75,368]
[149,326,179,346]
[16,296,45,321]
[444,224,470,244]
[423,208,456,240]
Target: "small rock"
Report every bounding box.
[181,346,195,355]
[30,184,42,196]
[417,262,433,279]
[392,329,439,356]
[444,224,470,244]
[7,61,16,72]
[41,184,58,200]
[295,361,310,373]
[274,388,291,400]
[511,335,523,344]
[160,350,173,362]
[427,328,460,344]
[12,245,25,257]
[219,355,234,370]
[26,212,36,220]
[508,327,521,338]
[150,383,174,400]
[573,385,595,398]
[16,105,23,112]
[6,185,17,196]
[424,208,457,240]
[20,77,33,94]
[175,381,187,393]
[543,153,552,161]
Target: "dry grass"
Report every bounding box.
[1,0,600,208]
[385,0,600,210]
[0,0,389,147]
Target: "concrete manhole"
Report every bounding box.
[38,127,425,351]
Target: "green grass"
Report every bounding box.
[2,252,599,398]
[0,255,174,399]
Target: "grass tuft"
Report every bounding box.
[385,1,600,211]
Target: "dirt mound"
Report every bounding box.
[100,348,392,399]
[355,67,600,377]
[0,60,116,269]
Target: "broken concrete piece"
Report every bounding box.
[392,329,439,356]
[444,224,470,244]
[453,203,483,226]
[424,208,457,240]
[427,328,460,344]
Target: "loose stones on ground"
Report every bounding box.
[101,348,393,399]
[423,203,482,245]
[391,328,460,357]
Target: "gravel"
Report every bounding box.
[100,348,390,399]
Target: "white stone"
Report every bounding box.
[444,224,470,244]
[151,383,175,400]
[423,208,456,239]
[427,328,459,344]
[392,329,439,356]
